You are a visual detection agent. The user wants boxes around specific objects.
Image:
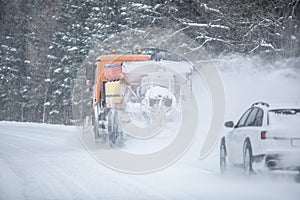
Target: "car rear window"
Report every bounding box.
[268,109,300,127]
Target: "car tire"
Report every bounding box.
[243,141,254,175]
[294,170,300,183]
[220,141,227,174]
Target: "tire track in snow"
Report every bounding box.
[0,130,82,151]
[0,128,171,200]
[0,139,98,200]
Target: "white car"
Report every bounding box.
[220,102,300,175]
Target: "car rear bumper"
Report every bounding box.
[264,149,300,171]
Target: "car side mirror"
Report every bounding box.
[224,121,234,128]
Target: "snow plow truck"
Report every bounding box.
[91,49,193,147]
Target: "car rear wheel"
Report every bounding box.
[243,141,254,175]
[295,171,300,182]
[220,142,227,174]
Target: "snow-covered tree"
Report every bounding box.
[0,0,299,124]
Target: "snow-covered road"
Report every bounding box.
[0,121,299,200]
[1,56,300,200]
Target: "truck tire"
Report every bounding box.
[93,110,100,140]
[107,110,123,147]
[113,111,124,147]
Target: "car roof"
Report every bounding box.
[251,102,300,111]
[268,105,300,110]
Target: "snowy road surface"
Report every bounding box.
[0,121,299,200]
[1,57,300,200]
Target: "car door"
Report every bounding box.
[227,108,252,164]
[250,108,264,156]
[234,108,260,163]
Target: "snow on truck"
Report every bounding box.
[91,49,193,146]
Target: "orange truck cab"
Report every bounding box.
[92,54,151,108]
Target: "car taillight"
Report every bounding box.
[261,131,267,140]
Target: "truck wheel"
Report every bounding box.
[113,112,124,147]
[93,112,100,140]
[107,110,124,148]
[94,125,99,140]
[243,141,254,175]
[107,110,115,145]
[107,110,124,147]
